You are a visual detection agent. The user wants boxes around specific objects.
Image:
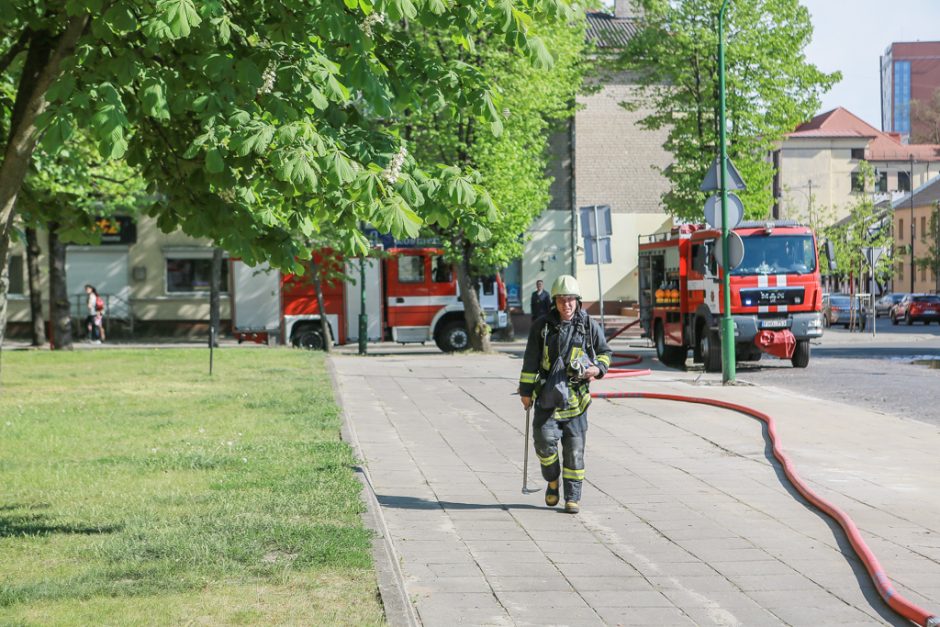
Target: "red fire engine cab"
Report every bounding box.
[638,220,824,371]
[231,247,508,352]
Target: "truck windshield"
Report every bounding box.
[731,235,816,276]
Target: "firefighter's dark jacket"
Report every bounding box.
[519,308,612,420]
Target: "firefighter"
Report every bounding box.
[518,275,612,514]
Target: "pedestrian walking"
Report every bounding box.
[518,275,611,514]
[84,284,105,343]
[530,279,551,321]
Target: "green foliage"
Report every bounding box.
[407,13,588,273]
[622,0,839,221]
[0,349,383,624]
[2,0,573,274]
[822,162,894,286]
[19,128,151,244]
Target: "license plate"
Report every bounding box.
[761,318,789,328]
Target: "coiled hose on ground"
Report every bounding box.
[594,323,938,627]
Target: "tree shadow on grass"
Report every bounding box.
[0,509,121,538]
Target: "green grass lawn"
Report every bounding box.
[0,348,385,626]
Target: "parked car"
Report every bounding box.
[823,294,868,329]
[891,294,940,325]
[874,293,908,318]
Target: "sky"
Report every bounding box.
[801,0,940,129]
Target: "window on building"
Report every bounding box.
[165,258,229,294]
[898,262,904,282]
[899,218,905,241]
[397,255,425,283]
[430,256,452,283]
[876,171,888,192]
[8,254,24,295]
[894,61,911,134]
[898,171,911,192]
[850,148,865,160]
[921,216,927,240]
[922,266,928,282]
[850,172,865,192]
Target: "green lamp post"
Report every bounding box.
[718,0,736,384]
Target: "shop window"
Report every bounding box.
[876,171,888,192]
[397,255,425,283]
[850,172,864,192]
[898,171,911,192]
[165,258,229,294]
[8,254,24,295]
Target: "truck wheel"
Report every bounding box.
[699,328,722,373]
[294,329,325,350]
[655,322,685,368]
[791,339,810,368]
[436,320,470,352]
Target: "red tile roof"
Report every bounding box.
[787,107,940,161]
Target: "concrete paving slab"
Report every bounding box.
[331,351,940,626]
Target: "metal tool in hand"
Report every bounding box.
[521,405,539,494]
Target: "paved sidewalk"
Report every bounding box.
[331,347,940,626]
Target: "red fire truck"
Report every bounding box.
[638,220,824,371]
[231,247,508,352]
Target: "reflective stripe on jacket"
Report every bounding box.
[518,308,612,417]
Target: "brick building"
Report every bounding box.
[881,41,940,143]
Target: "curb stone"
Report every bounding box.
[326,356,420,627]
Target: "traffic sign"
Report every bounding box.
[704,193,744,230]
[700,157,747,192]
[714,231,745,270]
[579,205,611,237]
[862,246,886,267]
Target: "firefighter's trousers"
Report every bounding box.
[532,407,588,503]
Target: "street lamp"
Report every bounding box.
[718,0,735,384]
[909,154,915,293]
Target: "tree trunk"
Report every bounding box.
[25,226,46,346]
[456,253,491,353]
[209,247,222,347]
[0,17,89,285]
[48,222,72,349]
[311,262,333,353]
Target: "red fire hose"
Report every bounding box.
[590,388,939,627]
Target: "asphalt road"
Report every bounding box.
[684,316,940,428]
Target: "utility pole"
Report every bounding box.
[910,154,916,293]
[807,179,813,226]
[718,0,735,384]
[935,200,940,293]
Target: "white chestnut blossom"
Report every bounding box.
[361,12,385,37]
[259,63,277,95]
[382,144,407,185]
